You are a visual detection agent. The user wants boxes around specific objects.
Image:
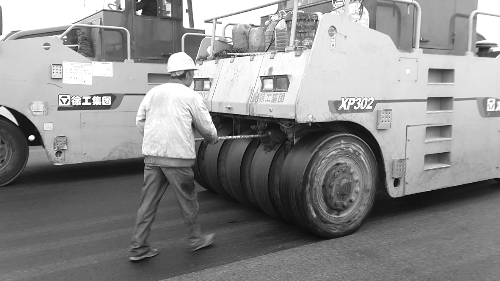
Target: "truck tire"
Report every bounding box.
[281,132,378,238]
[0,118,29,186]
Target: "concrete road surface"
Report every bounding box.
[0,146,499,281]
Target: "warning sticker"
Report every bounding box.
[63,62,92,85]
[43,122,54,131]
[92,62,113,77]
[477,97,500,118]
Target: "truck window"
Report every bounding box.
[103,0,126,11]
[182,0,195,28]
[285,0,322,9]
[163,0,172,16]
[159,0,181,18]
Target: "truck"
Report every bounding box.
[0,0,205,186]
[189,0,500,238]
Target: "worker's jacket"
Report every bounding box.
[136,82,218,167]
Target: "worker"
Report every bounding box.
[135,0,157,17]
[129,52,219,261]
[76,29,93,57]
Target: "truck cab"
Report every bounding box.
[2,0,203,62]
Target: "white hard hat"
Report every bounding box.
[167,52,198,73]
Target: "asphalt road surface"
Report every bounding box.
[0,146,499,281]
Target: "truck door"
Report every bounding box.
[417,0,456,51]
[133,0,177,62]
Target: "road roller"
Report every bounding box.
[191,0,500,238]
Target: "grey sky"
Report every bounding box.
[0,0,499,45]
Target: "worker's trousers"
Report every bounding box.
[130,165,202,256]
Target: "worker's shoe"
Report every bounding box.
[189,233,215,251]
[129,248,159,261]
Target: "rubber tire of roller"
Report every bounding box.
[280,132,378,238]
[0,118,29,187]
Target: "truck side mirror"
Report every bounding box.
[0,6,3,36]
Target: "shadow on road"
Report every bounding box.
[12,156,145,187]
[371,180,500,220]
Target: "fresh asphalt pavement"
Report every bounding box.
[0,146,499,281]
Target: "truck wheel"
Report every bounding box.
[281,132,377,238]
[0,118,29,186]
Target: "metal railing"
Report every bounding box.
[181,32,230,53]
[201,0,423,58]
[383,0,422,51]
[222,23,239,38]
[57,24,132,60]
[6,23,132,60]
[204,0,291,58]
[466,10,500,56]
[5,25,71,40]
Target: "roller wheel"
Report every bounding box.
[199,123,233,199]
[249,143,283,220]
[217,139,237,199]
[222,129,259,209]
[217,124,252,201]
[0,118,29,186]
[268,143,290,222]
[193,133,210,190]
[240,139,261,208]
[281,132,378,238]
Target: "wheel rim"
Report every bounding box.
[0,137,13,171]
[303,134,377,237]
[318,156,364,218]
[281,132,377,238]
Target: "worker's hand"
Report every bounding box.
[209,136,219,145]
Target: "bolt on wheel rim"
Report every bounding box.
[316,156,364,218]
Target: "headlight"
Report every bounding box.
[194,80,204,91]
[275,76,289,91]
[261,78,274,92]
[193,78,212,91]
[203,80,211,91]
[260,75,289,92]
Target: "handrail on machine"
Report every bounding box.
[204,0,290,58]
[203,0,423,57]
[466,10,500,56]
[5,23,132,61]
[58,24,132,61]
[181,32,230,53]
[383,0,422,51]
